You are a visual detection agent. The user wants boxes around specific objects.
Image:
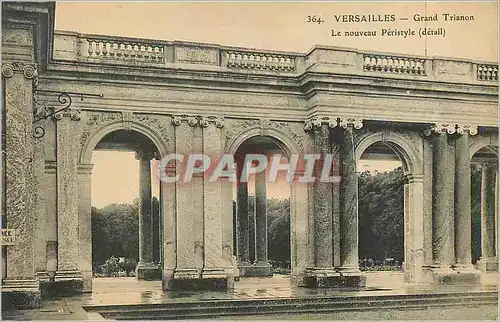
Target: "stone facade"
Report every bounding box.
[2,2,499,308]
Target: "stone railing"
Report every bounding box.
[224,50,297,72]
[476,64,498,81]
[83,36,165,64]
[363,54,426,75]
[52,31,498,84]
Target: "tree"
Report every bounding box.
[91,201,139,273]
[267,198,291,266]
[358,167,405,263]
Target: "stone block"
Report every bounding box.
[2,291,41,310]
[423,266,482,285]
[238,263,273,277]
[136,264,162,281]
[1,279,41,309]
[169,276,230,291]
[477,258,498,272]
[302,272,367,288]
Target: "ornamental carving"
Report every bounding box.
[171,114,223,128]
[1,62,37,80]
[53,109,81,121]
[423,123,457,136]
[303,116,338,131]
[133,113,171,144]
[456,124,478,136]
[271,121,305,151]
[223,118,260,151]
[80,111,122,146]
[339,117,363,129]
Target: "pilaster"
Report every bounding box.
[201,116,236,287]
[53,107,83,291]
[1,62,41,308]
[77,163,93,292]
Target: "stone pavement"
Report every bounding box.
[2,272,498,320]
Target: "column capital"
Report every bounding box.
[199,115,224,128]
[339,117,363,129]
[77,163,94,175]
[456,124,478,136]
[424,123,456,136]
[135,150,157,160]
[172,114,224,128]
[303,116,338,131]
[404,173,424,184]
[1,62,37,80]
[172,114,198,127]
[53,108,81,121]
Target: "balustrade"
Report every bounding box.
[84,37,164,64]
[363,54,426,75]
[225,51,297,72]
[477,64,498,81]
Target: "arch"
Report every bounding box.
[228,124,310,281]
[226,126,302,158]
[80,121,169,164]
[355,131,425,283]
[470,136,499,160]
[355,132,423,175]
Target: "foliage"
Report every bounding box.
[91,201,140,271]
[358,167,405,263]
[471,165,482,264]
[267,198,291,265]
[91,197,161,275]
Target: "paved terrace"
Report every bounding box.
[2,272,498,320]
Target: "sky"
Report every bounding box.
[56,2,497,207]
[55,2,498,61]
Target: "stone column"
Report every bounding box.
[78,163,94,292]
[236,156,251,270]
[313,124,334,269]
[1,62,41,307]
[478,162,498,271]
[428,124,455,268]
[422,123,471,284]
[135,150,158,280]
[54,107,84,288]
[339,118,363,274]
[453,125,479,275]
[253,167,272,275]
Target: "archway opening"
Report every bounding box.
[233,135,292,282]
[358,141,405,276]
[90,129,162,283]
[470,145,498,268]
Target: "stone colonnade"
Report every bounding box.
[1,69,498,304]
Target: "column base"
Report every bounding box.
[136,262,161,280]
[39,270,84,297]
[452,265,481,284]
[422,265,481,285]
[163,268,233,290]
[477,258,498,272]
[1,279,41,309]
[238,262,273,277]
[302,267,366,288]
